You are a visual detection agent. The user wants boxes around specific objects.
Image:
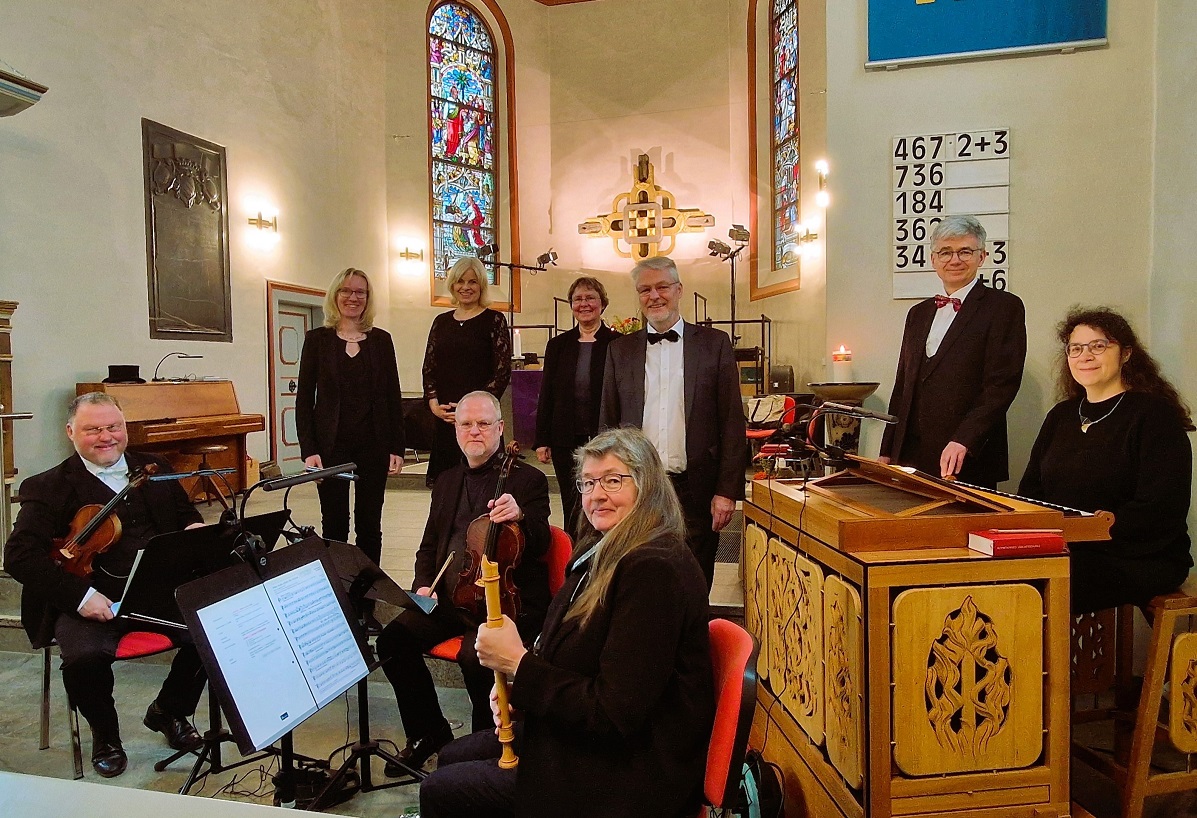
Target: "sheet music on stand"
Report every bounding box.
[176,536,371,754]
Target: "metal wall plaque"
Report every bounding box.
[142,118,232,342]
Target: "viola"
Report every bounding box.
[52,464,158,578]
[452,442,525,623]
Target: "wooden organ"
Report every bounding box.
[76,381,264,497]
[743,456,1112,818]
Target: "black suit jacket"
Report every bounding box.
[411,456,552,625]
[881,282,1026,485]
[295,325,405,460]
[534,324,616,449]
[3,451,202,648]
[510,537,714,818]
[599,322,746,502]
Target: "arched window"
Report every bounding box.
[771,0,799,271]
[429,2,498,284]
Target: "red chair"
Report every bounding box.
[427,524,573,662]
[40,631,179,779]
[746,395,797,454]
[702,618,760,814]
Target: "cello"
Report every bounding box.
[452,442,525,622]
[52,464,158,578]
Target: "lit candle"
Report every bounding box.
[831,345,853,383]
[512,329,523,359]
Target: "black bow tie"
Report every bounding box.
[647,329,680,344]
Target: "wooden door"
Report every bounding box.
[267,282,325,474]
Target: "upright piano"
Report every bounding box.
[77,381,265,496]
[744,456,1112,818]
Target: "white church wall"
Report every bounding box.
[823,0,1159,485]
[0,0,389,477]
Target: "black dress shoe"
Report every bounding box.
[143,701,203,752]
[384,724,455,776]
[91,738,127,778]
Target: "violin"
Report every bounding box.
[452,442,525,623]
[52,464,158,578]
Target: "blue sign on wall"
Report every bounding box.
[868,0,1107,66]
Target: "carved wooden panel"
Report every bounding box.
[142,118,232,342]
[824,575,864,788]
[744,523,769,681]
[1169,632,1197,753]
[892,584,1043,775]
[1070,609,1117,696]
[766,537,825,743]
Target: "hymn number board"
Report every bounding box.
[892,129,1011,300]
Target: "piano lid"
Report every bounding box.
[78,381,246,423]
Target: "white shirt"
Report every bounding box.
[77,454,130,611]
[642,317,687,473]
[925,275,980,357]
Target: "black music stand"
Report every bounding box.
[307,539,435,808]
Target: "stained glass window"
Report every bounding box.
[429,2,498,283]
[771,0,800,269]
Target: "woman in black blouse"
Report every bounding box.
[1019,307,1194,613]
[534,276,616,531]
[422,258,511,484]
[296,268,404,625]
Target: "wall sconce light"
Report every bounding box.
[814,159,830,208]
[399,247,424,261]
[249,212,278,231]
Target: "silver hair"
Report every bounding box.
[457,390,502,419]
[930,215,986,248]
[630,256,680,286]
[67,392,121,424]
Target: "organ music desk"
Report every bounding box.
[77,381,264,497]
[743,456,1112,818]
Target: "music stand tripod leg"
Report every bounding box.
[308,676,426,811]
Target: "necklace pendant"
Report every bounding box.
[1080,419,1092,433]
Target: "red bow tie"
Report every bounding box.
[933,294,962,311]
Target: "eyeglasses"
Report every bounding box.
[931,247,983,262]
[1066,339,1117,358]
[337,288,368,300]
[456,419,498,431]
[635,282,679,297]
[576,473,634,495]
[571,295,602,305]
[78,423,124,437]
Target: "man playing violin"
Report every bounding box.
[4,392,208,778]
[376,390,551,773]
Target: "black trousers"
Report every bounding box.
[427,421,464,485]
[375,603,494,738]
[669,471,718,591]
[549,437,587,535]
[419,728,518,818]
[55,612,206,740]
[316,446,390,567]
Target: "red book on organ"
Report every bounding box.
[967,528,1067,557]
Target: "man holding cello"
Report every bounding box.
[376,390,551,773]
[4,392,208,778]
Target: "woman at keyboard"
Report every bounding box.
[1019,307,1193,613]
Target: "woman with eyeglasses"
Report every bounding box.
[418,427,714,818]
[534,276,616,532]
[422,257,512,485]
[296,268,405,631]
[1019,307,1194,613]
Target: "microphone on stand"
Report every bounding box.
[820,401,898,425]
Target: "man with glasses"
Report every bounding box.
[376,391,550,772]
[880,215,1026,487]
[600,256,746,590]
[4,392,208,778]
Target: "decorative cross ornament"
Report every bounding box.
[578,154,715,260]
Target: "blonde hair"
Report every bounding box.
[446,257,491,307]
[565,427,686,627]
[323,268,376,331]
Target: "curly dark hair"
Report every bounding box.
[1055,306,1194,431]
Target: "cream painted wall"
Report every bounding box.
[1,0,389,477]
[824,0,1159,484]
